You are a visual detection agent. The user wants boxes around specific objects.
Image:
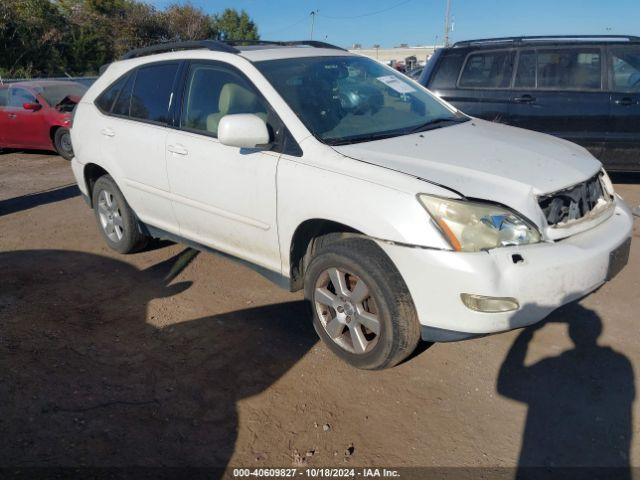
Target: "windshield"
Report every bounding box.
[256,55,467,145]
[34,83,87,106]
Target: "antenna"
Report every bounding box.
[443,0,452,47]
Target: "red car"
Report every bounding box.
[0,80,87,160]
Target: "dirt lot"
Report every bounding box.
[1,152,639,474]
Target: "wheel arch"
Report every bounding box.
[288,218,366,292]
[83,163,110,207]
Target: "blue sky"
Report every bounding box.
[147,0,640,48]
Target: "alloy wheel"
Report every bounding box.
[313,267,381,354]
[97,189,124,242]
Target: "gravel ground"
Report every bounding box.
[1,151,639,475]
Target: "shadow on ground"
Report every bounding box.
[0,249,317,467]
[498,302,635,478]
[0,185,79,217]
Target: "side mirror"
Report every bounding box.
[218,114,270,149]
[23,102,42,111]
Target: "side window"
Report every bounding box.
[8,88,36,108]
[514,50,536,88]
[459,50,515,88]
[181,63,268,137]
[537,48,602,90]
[610,47,640,92]
[95,74,129,113]
[429,52,465,89]
[112,73,135,116]
[130,63,180,124]
[0,88,7,107]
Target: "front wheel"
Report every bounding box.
[54,128,74,160]
[304,235,421,370]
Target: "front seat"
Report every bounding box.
[206,83,267,136]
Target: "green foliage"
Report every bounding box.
[210,8,259,41]
[0,0,259,77]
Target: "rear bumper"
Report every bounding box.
[378,199,634,340]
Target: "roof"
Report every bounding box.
[452,35,640,48]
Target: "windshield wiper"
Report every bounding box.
[406,116,469,134]
[327,131,406,146]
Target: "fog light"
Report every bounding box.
[460,293,519,313]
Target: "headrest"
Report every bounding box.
[218,83,258,114]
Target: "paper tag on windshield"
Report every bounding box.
[376,75,416,93]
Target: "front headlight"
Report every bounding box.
[418,194,541,252]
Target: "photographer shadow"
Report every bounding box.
[497,302,635,478]
[1,248,316,468]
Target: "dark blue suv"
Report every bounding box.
[419,35,640,172]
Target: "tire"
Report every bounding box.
[304,234,421,370]
[92,175,148,254]
[54,128,74,160]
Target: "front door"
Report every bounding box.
[5,87,49,149]
[508,47,609,159]
[166,61,281,272]
[603,45,640,171]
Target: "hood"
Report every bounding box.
[332,118,601,226]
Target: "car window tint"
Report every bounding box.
[8,88,36,107]
[0,88,7,107]
[537,48,601,90]
[459,50,514,88]
[112,73,135,116]
[181,63,268,137]
[96,74,128,112]
[130,63,179,123]
[430,52,465,89]
[515,50,536,88]
[610,47,640,92]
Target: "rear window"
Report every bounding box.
[429,51,465,89]
[459,50,515,88]
[129,63,179,124]
[96,74,129,113]
[537,48,602,90]
[0,88,7,107]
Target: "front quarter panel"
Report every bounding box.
[277,140,457,275]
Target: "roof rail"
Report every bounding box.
[452,35,640,48]
[122,39,348,60]
[122,40,239,60]
[225,39,347,51]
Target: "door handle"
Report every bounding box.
[167,144,188,156]
[513,94,536,104]
[614,97,635,106]
[100,128,115,137]
[7,113,16,119]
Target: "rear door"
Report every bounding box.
[508,46,609,158]
[96,61,182,234]
[603,45,640,171]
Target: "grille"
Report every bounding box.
[538,173,610,227]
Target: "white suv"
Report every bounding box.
[71,40,633,370]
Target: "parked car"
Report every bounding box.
[419,35,640,172]
[0,80,87,159]
[70,40,632,369]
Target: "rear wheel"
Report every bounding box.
[54,128,74,160]
[304,235,421,370]
[92,175,148,254]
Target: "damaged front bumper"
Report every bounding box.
[377,199,634,342]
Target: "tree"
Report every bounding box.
[210,9,258,41]
[162,3,210,42]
